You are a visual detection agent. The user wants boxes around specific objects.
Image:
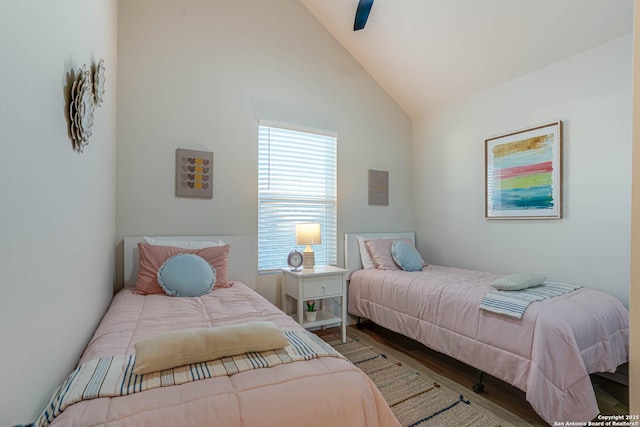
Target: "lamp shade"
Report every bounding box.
[296,223,321,246]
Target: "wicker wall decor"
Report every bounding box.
[69,58,105,152]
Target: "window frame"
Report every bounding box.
[257,121,338,274]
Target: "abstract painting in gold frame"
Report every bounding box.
[485,121,562,219]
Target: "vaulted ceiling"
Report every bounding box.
[300,0,634,119]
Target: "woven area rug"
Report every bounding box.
[321,334,501,427]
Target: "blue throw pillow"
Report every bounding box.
[391,240,426,272]
[157,254,216,297]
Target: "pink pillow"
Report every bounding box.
[135,243,231,295]
[364,239,411,270]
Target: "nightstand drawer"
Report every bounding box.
[303,276,343,298]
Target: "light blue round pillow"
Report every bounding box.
[391,240,426,272]
[157,253,216,297]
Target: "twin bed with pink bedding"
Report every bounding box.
[345,233,629,425]
[30,236,399,427]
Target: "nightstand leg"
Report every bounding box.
[281,277,285,314]
[341,295,347,343]
[297,297,303,326]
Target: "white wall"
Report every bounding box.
[413,35,632,306]
[630,0,639,414]
[116,0,413,302]
[0,1,118,425]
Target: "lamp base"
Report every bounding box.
[303,249,315,269]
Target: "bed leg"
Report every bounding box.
[472,371,485,393]
[356,317,365,330]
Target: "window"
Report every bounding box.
[258,122,337,273]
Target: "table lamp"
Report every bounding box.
[296,223,321,269]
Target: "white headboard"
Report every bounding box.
[123,235,257,288]
[344,232,415,280]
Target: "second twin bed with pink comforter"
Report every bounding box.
[348,265,629,425]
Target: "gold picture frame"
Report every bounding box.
[485,121,562,219]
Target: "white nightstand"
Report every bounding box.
[281,265,347,343]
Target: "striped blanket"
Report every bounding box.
[479,282,582,319]
[31,330,343,427]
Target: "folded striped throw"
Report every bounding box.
[29,330,343,427]
[479,281,582,319]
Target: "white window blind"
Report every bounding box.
[258,123,337,273]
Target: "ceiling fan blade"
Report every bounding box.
[353,0,374,31]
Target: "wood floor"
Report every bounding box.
[324,323,629,426]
